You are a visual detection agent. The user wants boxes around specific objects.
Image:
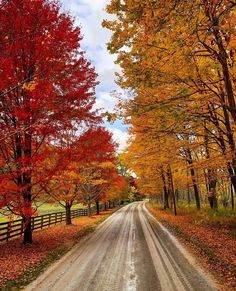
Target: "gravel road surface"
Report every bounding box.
[25,202,217,291]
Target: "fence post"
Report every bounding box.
[21,219,24,236]
[41,215,44,229]
[1,208,85,242]
[32,217,34,231]
[6,222,10,241]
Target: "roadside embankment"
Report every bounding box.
[147,203,236,291]
[0,209,117,290]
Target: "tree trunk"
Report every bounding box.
[227,164,236,196]
[65,203,72,225]
[192,173,201,210]
[231,184,235,210]
[203,126,218,209]
[212,22,236,124]
[207,168,218,209]
[96,200,100,215]
[168,165,177,216]
[203,9,236,123]
[208,177,218,209]
[187,149,200,210]
[104,202,107,210]
[87,196,91,216]
[23,216,32,244]
[221,93,236,196]
[161,168,169,209]
[22,131,33,244]
[15,132,32,244]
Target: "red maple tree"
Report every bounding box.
[0,0,99,243]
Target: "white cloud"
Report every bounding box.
[62,0,114,48]
[109,128,129,152]
[94,91,117,112]
[61,0,129,152]
[61,0,120,111]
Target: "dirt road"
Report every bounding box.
[25,202,217,291]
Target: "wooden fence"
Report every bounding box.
[0,202,117,242]
[0,208,88,242]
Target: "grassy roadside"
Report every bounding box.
[0,208,119,291]
[2,227,94,291]
[147,203,236,291]
[0,203,84,223]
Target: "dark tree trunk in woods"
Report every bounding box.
[87,196,91,216]
[207,168,218,209]
[161,168,169,209]
[168,165,177,216]
[231,174,236,196]
[191,171,201,210]
[208,178,218,209]
[164,186,169,209]
[104,202,107,210]
[203,9,236,122]
[65,203,72,225]
[186,150,201,210]
[96,200,100,215]
[204,128,218,209]
[228,164,236,196]
[231,184,235,210]
[211,20,236,124]
[220,93,236,196]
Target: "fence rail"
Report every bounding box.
[0,201,118,242]
[0,208,88,242]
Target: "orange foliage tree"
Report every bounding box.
[40,127,117,223]
[104,0,236,212]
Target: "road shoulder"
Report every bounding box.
[147,203,236,291]
[0,208,118,290]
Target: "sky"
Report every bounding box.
[61,0,129,151]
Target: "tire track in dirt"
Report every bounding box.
[25,202,217,291]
